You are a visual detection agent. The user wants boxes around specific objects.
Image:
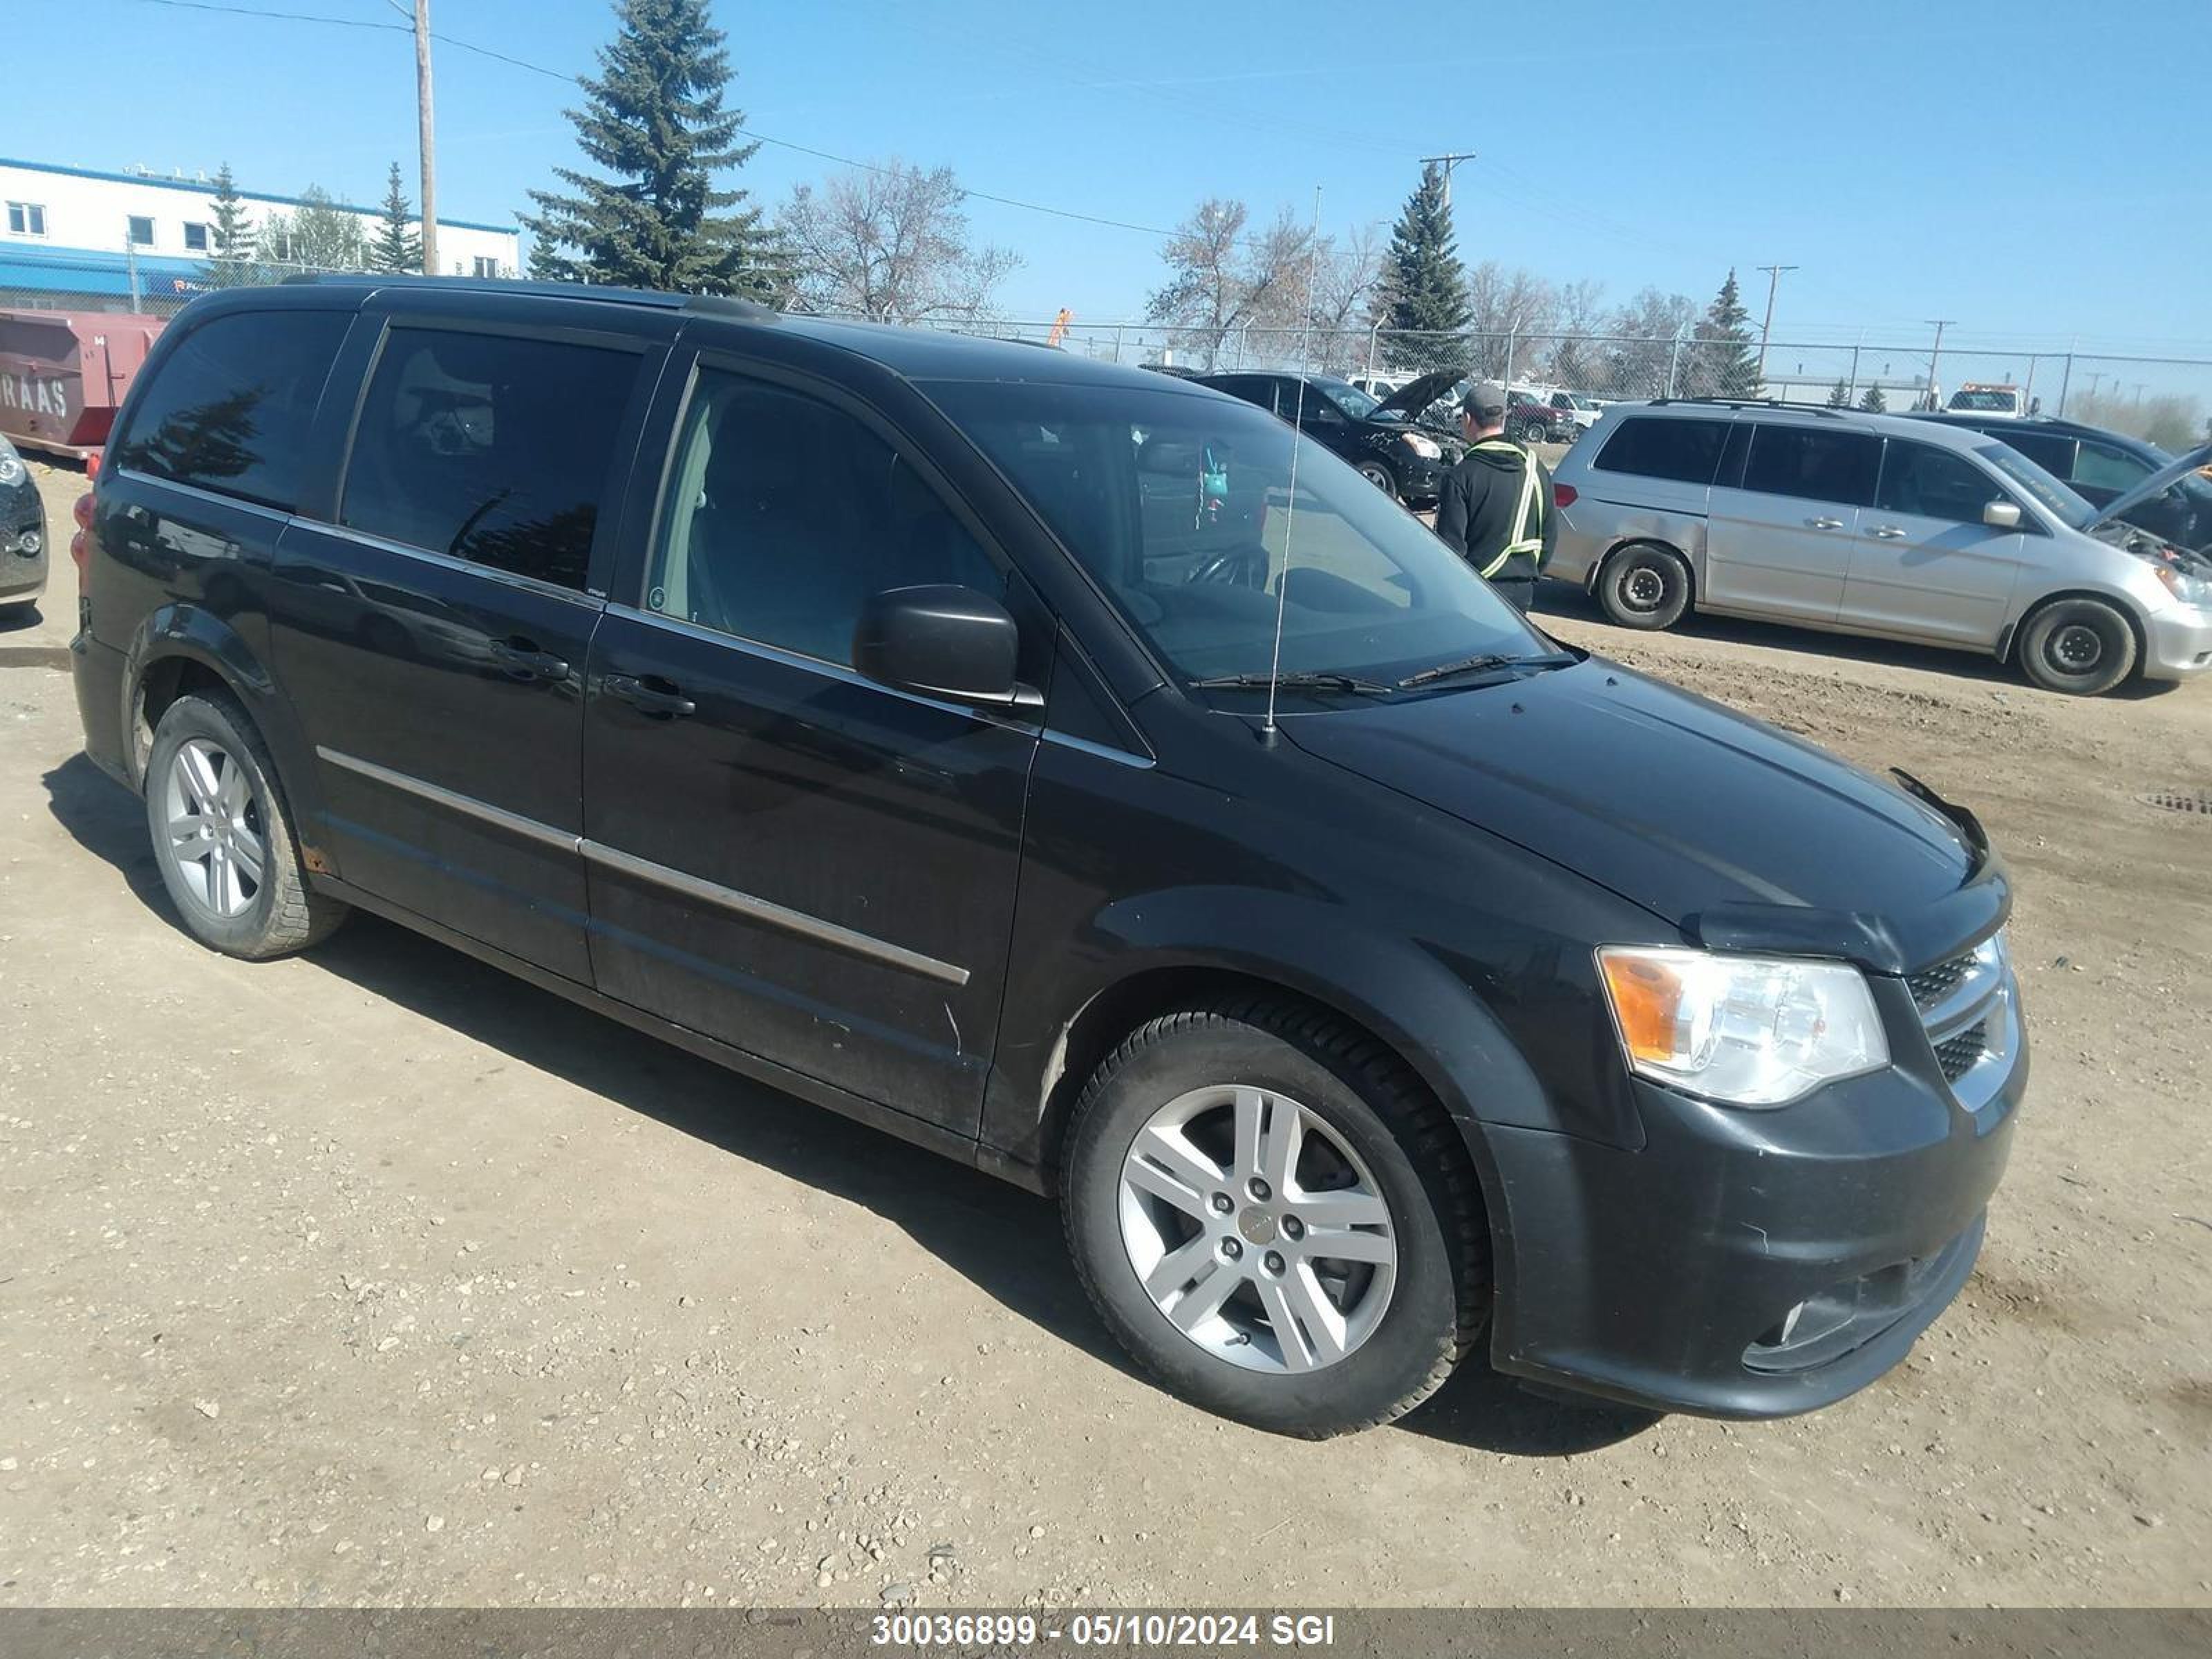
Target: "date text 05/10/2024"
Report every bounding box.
[870,1612,1339,1648]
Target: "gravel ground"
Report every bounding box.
[1,456,2208,1608]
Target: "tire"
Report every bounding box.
[1062,997,1489,1438]
[2016,597,2137,696]
[1596,542,1692,630]
[144,690,348,959]
[1354,460,1397,499]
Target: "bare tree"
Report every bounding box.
[1459,261,1557,377]
[1598,286,1699,397]
[1145,199,1315,370]
[1307,224,1383,375]
[778,160,1018,324]
[1544,278,1608,390]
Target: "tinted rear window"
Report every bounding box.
[1592,416,1728,484]
[115,310,348,511]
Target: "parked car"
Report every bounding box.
[1547,399,2212,695]
[1944,383,2027,419]
[1911,413,2212,554]
[1504,389,1576,446]
[1344,374,1406,400]
[1,432,46,614]
[75,279,2025,1436]
[1194,369,1463,503]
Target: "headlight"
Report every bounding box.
[1398,433,1441,460]
[1595,946,1888,1107]
[2152,563,2212,608]
[0,450,23,487]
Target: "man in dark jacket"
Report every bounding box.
[1434,381,1556,613]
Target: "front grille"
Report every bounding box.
[1905,953,1974,1012]
[1933,1021,1989,1082]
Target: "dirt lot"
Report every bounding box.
[2,455,2208,1609]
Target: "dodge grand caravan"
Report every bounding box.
[72,279,2025,1436]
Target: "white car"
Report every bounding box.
[1945,384,2027,420]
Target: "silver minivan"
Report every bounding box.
[1546,400,2212,695]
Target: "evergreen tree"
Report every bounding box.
[1376,162,1470,370]
[1825,376,1851,409]
[1859,384,1888,413]
[371,162,424,275]
[524,0,785,297]
[1693,268,1761,397]
[200,162,257,289]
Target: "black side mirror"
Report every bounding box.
[853,584,1024,705]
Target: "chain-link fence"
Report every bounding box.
[8,250,2209,454]
[907,316,2212,451]
[0,248,385,320]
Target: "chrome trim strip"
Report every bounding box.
[114,467,291,525]
[314,747,581,854]
[1041,729,1156,770]
[579,838,971,987]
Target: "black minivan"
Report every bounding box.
[71,277,2025,1436]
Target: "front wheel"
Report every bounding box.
[1062,998,1488,1437]
[145,691,348,958]
[1354,460,1397,499]
[2016,597,2137,696]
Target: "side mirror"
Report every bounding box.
[1983,500,2023,531]
[853,584,1024,705]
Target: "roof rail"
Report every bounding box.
[1647,396,1848,418]
[276,272,779,322]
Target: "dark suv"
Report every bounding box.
[1192,371,1460,504]
[71,278,2025,1436]
[1913,413,2212,554]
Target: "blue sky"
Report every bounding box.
[15,0,2212,356]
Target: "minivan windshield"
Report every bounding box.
[1976,442,2097,529]
[927,379,1550,691]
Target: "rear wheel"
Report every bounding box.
[1355,460,1397,499]
[1597,543,1692,630]
[1062,997,1488,1438]
[145,691,348,958]
[2017,597,2137,696]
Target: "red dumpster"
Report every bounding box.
[0,309,167,460]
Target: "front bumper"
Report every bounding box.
[1479,995,2025,1418]
[2140,601,2212,681]
[1398,454,1447,506]
[1,481,45,604]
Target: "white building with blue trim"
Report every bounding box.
[1,157,521,311]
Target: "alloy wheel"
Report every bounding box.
[162,737,266,919]
[1117,1085,1396,1374]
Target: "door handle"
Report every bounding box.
[1868,525,1909,539]
[605,673,697,719]
[1806,516,1845,530]
[490,638,571,681]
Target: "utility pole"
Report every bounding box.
[1754,263,1797,382]
[1924,318,1956,410]
[1417,152,1478,209]
[413,0,439,276]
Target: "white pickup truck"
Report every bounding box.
[1944,382,2028,419]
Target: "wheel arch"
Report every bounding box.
[122,606,330,866]
[1999,585,2148,670]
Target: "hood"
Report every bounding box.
[2090,440,2212,534]
[1286,659,1991,968]
[1369,369,1464,423]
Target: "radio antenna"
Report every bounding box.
[1261,185,1324,741]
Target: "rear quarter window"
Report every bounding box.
[1592,416,1729,485]
[113,309,350,512]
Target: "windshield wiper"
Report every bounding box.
[1188,670,1395,696]
[1396,651,1575,689]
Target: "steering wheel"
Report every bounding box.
[1184,543,1269,588]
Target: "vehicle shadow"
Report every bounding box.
[42,748,1650,1458]
[1535,579,2183,702]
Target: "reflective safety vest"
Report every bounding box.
[1470,438,1544,579]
